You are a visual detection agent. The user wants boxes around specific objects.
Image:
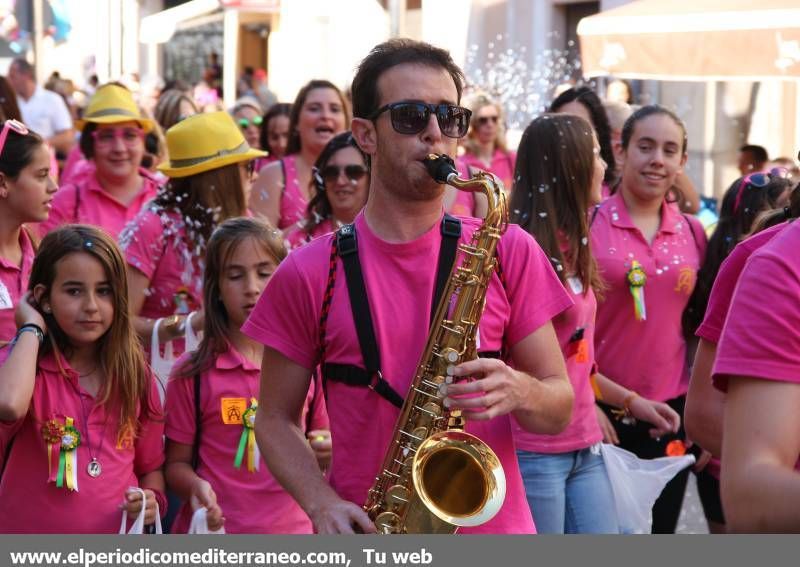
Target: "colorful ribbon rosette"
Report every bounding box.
[42,417,80,491]
[626,260,647,321]
[234,398,260,472]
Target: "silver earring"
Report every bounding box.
[43,305,51,313]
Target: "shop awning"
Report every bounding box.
[577,0,800,80]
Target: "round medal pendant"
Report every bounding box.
[87,459,102,478]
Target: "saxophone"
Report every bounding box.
[363,153,508,534]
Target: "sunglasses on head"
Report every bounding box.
[369,102,472,138]
[733,167,790,214]
[238,116,263,129]
[315,164,368,186]
[0,119,29,156]
[476,115,499,126]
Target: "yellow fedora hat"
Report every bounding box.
[75,84,155,132]
[158,111,266,178]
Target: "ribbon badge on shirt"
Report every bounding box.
[626,260,647,321]
[42,417,80,491]
[234,398,260,473]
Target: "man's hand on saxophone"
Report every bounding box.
[443,321,575,435]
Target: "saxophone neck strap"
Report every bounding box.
[325,214,462,408]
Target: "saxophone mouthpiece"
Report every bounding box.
[423,153,458,184]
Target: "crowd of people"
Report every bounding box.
[0,38,798,535]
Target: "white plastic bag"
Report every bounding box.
[188,507,225,534]
[119,487,162,535]
[151,318,175,407]
[600,443,695,534]
[185,311,203,352]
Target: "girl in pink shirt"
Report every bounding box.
[0,121,57,343]
[250,80,349,230]
[0,225,165,533]
[508,114,679,533]
[590,105,706,533]
[40,84,161,239]
[165,218,330,533]
[285,132,369,249]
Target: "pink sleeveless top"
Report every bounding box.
[278,155,308,230]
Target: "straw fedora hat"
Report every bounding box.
[158,111,266,178]
[75,84,155,132]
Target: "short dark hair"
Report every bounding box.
[0,122,44,179]
[549,86,616,185]
[621,104,688,155]
[351,38,465,119]
[739,144,769,164]
[259,102,291,153]
[11,58,34,78]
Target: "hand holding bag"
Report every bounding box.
[187,507,225,534]
[119,487,163,535]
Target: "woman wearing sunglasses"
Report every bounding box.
[0,119,57,342]
[39,84,161,239]
[231,97,263,152]
[285,132,369,249]
[449,93,512,217]
[250,80,349,230]
[682,169,792,533]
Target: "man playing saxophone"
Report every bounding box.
[243,39,575,534]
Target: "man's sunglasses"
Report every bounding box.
[315,164,368,186]
[238,116,263,129]
[734,167,790,213]
[369,102,471,138]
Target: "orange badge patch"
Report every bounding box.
[674,266,695,295]
[220,398,248,425]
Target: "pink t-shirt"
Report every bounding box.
[165,346,328,534]
[284,219,335,250]
[513,280,602,453]
[278,155,308,230]
[591,192,706,402]
[696,222,787,343]
[60,146,92,187]
[0,228,35,342]
[40,167,161,239]
[713,220,800,391]
[457,149,516,194]
[0,351,164,533]
[242,212,573,534]
[120,203,204,321]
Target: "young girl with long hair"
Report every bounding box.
[164,217,329,533]
[0,120,57,342]
[285,132,369,248]
[590,105,706,533]
[0,225,165,533]
[250,80,349,230]
[509,113,679,533]
[256,103,291,170]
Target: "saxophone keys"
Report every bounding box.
[375,511,402,534]
[386,484,411,506]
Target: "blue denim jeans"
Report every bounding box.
[517,445,619,534]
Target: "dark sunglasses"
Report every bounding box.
[317,164,368,185]
[734,167,790,213]
[477,115,499,126]
[238,116,263,129]
[369,102,472,138]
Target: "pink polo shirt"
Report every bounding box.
[0,228,35,342]
[120,203,203,321]
[713,220,800,391]
[513,279,602,453]
[243,212,573,534]
[696,222,787,344]
[60,146,92,187]
[278,155,308,230]
[284,219,335,250]
[591,192,706,402]
[165,346,328,534]
[457,149,516,193]
[39,166,161,239]
[0,351,164,533]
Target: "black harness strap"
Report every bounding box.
[322,215,462,408]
